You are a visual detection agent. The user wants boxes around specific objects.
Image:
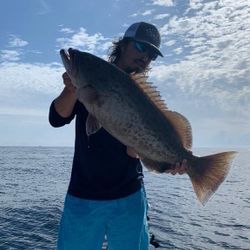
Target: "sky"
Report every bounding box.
[0,0,249,147]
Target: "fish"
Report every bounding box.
[60,48,237,205]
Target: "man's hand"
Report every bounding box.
[126,147,139,158]
[126,147,188,175]
[62,72,76,94]
[165,159,188,175]
[54,72,77,118]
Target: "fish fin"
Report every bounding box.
[141,157,173,173]
[162,111,193,150]
[131,73,192,149]
[188,151,237,205]
[130,73,192,150]
[86,114,102,136]
[131,73,169,111]
[130,72,149,84]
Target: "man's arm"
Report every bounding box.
[54,72,77,118]
[49,72,77,127]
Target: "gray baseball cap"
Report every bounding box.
[123,22,163,57]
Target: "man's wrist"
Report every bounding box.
[64,86,77,97]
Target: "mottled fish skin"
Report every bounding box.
[60,49,186,162]
[60,48,237,205]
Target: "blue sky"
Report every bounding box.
[0,0,249,147]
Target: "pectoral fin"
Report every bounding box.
[86,114,102,136]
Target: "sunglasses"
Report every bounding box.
[133,41,158,61]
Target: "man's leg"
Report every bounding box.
[57,194,106,250]
[106,188,149,250]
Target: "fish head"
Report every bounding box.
[60,48,90,88]
[60,48,125,91]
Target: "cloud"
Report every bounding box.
[151,59,250,115]
[56,27,112,56]
[154,13,169,20]
[173,47,183,55]
[8,35,29,47]
[0,35,29,62]
[130,9,154,17]
[164,40,176,46]
[0,62,64,115]
[0,50,21,62]
[187,0,205,11]
[153,1,250,117]
[142,9,154,16]
[152,0,174,7]
[59,27,75,34]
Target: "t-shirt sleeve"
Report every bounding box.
[48,100,76,127]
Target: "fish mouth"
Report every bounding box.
[60,48,79,81]
[60,48,90,89]
[60,49,72,73]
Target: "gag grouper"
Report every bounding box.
[60,48,237,205]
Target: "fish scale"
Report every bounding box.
[91,81,179,162]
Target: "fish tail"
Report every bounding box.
[188,151,237,205]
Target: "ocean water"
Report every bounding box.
[0,146,249,250]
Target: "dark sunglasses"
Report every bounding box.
[133,41,158,61]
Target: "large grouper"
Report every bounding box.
[60,48,237,205]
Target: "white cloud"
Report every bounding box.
[130,9,154,17]
[151,59,250,118]
[142,9,154,16]
[188,0,203,10]
[0,50,21,62]
[154,1,250,118]
[154,13,169,20]
[173,47,183,55]
[0,62,64,115]
[60,27,75,34]
[0,62,63,94]
[8,35,28,47]
[164,40,176,46]
[56,27,112,56]
[152,0,174,7]
[1,35,29,62]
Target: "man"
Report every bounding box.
[49,22,186,250]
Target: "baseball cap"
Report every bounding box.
[123,22,163,57]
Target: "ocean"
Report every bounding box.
[0,146,249,249]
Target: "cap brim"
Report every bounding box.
[135,39,163,57]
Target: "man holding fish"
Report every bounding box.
[49,21,235,250]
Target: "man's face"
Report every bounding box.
[118,40,157,73]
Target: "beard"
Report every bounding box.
[123,63,146,74]
[124,67,141,74]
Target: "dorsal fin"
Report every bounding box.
[130,73,169,110]
[130,73,192,150]
[162,110,192,149]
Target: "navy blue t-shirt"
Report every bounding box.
[49,100,143,200]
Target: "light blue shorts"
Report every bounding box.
[57,188,149,250]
